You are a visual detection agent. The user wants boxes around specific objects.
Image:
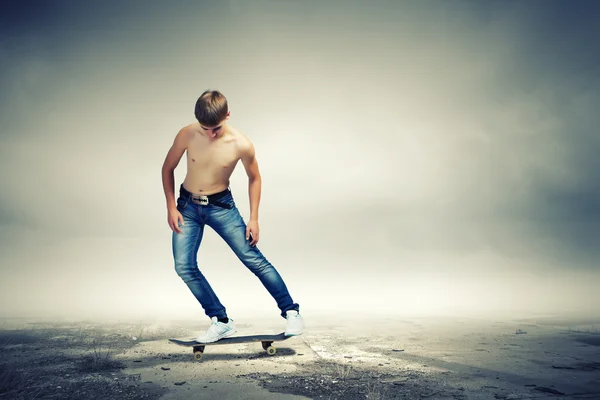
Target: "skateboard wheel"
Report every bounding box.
[266,346,276,356]
[194,351,203,361]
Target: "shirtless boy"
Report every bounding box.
[161,90,304,342]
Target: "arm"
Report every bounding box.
[240,139,261,245]
[161,129,189,212]
[240,140,261,222]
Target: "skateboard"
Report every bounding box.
[168,332,292,361]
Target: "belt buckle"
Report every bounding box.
[191,195,209,205]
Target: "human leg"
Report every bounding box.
[204,191,300,319]
[171,193,229,320]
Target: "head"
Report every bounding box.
[194,90,230,139]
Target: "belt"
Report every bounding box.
[179,185,233,209]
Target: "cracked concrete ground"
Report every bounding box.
[2,313,599,399]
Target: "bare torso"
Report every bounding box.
[181,123,247,195]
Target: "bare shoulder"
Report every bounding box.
[162,124,195,171]
[231,128,255,158]
[231,128,260,177]
[177,123,198,144]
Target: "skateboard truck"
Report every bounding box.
[191,340,277,361]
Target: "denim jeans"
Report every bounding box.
[172,184,299,319]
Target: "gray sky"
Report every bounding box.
[1,0,599,322]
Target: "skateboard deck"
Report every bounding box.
[168,332,292,361]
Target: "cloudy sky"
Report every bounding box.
[1,0,599,322]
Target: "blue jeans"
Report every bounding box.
[172,184,299,319]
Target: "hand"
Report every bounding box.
[246,220,259,246]
[168,207,184,234]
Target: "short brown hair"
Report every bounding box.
[194,90,228,126]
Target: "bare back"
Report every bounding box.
[181,123,248,195]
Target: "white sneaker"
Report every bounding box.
[284,310,304,336]
[195,317,237,343]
